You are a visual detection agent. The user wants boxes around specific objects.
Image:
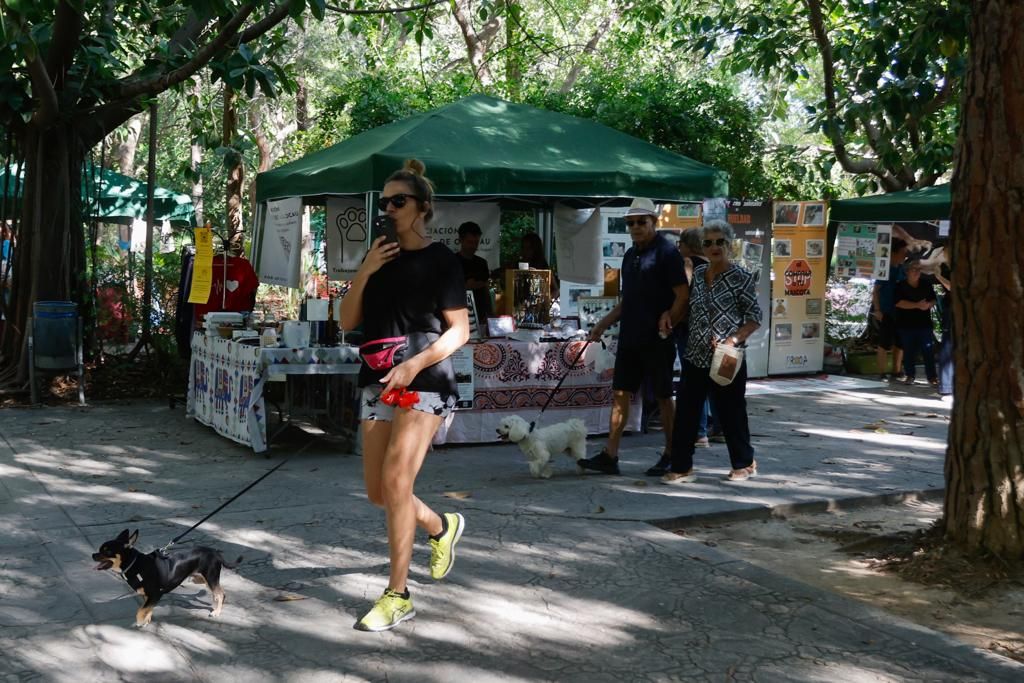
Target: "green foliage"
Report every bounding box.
[673,0,967,192]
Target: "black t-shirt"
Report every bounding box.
[620,232,687,346]
[359,242,467,398]
[893,279,936,329]
[457,252,492,321]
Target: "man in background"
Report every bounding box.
[456,221,491,322]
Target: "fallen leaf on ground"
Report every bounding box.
[273,594,307,602]
[443,491,472,500]
[634,480,648,487]
[593,505,605,514]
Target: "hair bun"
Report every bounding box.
[403,159,426,176]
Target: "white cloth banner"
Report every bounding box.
[553,203,602,284]
[259,197,303,288]
[130,218,148,253]
[430,202,501,270]
[325,197,368,280]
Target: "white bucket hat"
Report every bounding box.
[624,197,658,217]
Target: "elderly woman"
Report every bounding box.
[659,219,762,483]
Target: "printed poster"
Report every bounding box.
[325,197,367,281]
[452,345,476,409]
[431,202,501,271]
[836,223,891,280]
[554,204,602,285]
[725,201,773,378]
[258,197,303,288]
[187,226,214,304]
[769,201,828,375]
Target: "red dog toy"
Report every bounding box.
[381,387,420,409]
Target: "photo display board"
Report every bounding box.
[768,201,828,375]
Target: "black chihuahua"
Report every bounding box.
[92,529,243,626]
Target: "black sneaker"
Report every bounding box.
[579,449,620,475]
[645,452,672,477]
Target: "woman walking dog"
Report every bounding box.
[340,159,470,632]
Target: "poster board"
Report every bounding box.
[451,345,475,409]
[577,296,620,338]
[560,206,628,315]
[725,201,773,378]
[768,201,828,375]
[325,197,368,280]
[836,223,891,280]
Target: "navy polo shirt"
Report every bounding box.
[619,231,687,346]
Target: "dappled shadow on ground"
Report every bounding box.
[1,388,1016,682]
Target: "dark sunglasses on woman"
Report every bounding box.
[377,193,415,211]
[702,238,729,247]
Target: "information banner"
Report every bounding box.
[187,226,214,304]
[258,197,303,288]
[836,222,892,280]
[431,202,501,271]
[768,201,828,375]
[325,197,367,281]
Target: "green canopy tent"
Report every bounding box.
[829,183,950,223]
[1,164,195,226]
[256,94,729,203]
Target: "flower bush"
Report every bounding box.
[825,275,873,347]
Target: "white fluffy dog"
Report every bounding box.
[496,415,587,478]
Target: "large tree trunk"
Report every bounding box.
[112,115,144,176]
[944,0,1024,558]
[0,126,85,384]
[224,85,244,252]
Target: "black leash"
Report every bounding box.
[158,440,314,553]
[528,339,603,433]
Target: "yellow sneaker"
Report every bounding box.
[353,589,415,632]
[429,512,465,580]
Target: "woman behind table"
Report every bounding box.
[340,159,470,632]
[660,219,762,484]
[893,257,938,386]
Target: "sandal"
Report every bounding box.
[726,461,757,482]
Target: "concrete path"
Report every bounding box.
[1,378,1019,682]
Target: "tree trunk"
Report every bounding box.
[112,115,144,176]
[0,126,84,383]
[944,0,1024,558]
[224,85,244,252]
[191,77,204,226]
[296,76,308,132]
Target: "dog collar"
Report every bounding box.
[119,554,138,576]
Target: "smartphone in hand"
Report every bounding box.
[372,214,398,244]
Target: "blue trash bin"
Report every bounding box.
[33,301,78,369]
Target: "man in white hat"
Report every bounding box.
[580,198,689,475]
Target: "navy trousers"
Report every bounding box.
[898,327,937,382]
[670,359,754,472]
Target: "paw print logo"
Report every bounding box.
[336,207,366,243]
[278,234,291,259]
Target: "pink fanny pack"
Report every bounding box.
[359,337,409,371]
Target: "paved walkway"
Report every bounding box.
[1,378,1020,682]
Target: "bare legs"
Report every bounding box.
[605,390,633,457]
[361,410,444,592]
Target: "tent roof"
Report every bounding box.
[256,94,729,203]
[1,165,195,225]
[829,183,950,223]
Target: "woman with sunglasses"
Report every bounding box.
[340,159,470,632]
[659,219,762,484]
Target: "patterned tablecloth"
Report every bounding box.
[187,333,359,452]
[438,339,641,444]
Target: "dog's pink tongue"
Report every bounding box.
[95,560,112,570]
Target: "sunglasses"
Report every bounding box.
[377,193,416,211]
[624,218,650,227]
[702,238,729,247]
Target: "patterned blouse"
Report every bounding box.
[685,262,762,368]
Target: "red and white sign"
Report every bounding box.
[784,259,813,296]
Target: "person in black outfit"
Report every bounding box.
[893,258,938,386]
[578,198,689,476]
[340,159,470,632]
[456,221,492,322]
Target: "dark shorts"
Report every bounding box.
[612,339,676,399]
[871,312,902,350]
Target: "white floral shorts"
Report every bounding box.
[360,386,456,421]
